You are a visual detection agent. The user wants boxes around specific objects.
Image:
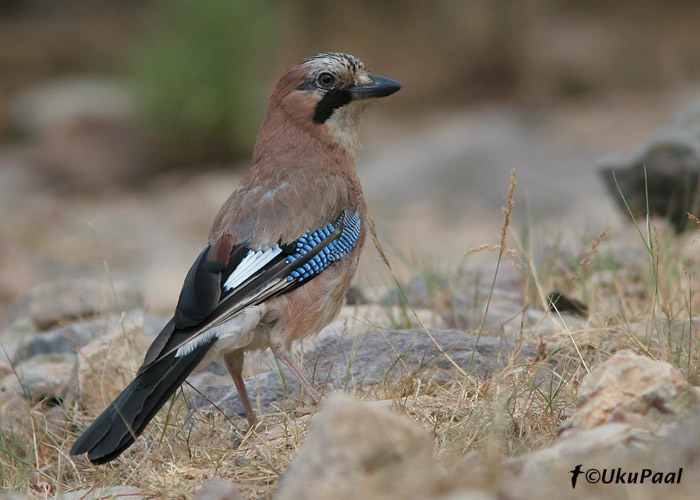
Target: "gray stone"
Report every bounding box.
[9,78,137,135]
[5,278,144,331]
[190,328,536,420]
[274,393,441,500]
[0,352,75,435]
[71,313,149,412]
[9,77,153,190]
[501,423,660,500]
[13,310,166,362]
[626,318,700,351]
[494,415,700,499]
[446,288,530,331]
[186,370,231,395]
[1,352,75,403]
[491,353,700,499]
[505,423,657,476]
[599,103,700,232]
[0,316,37,364]
[435,260,527,331]
[312,304,447,344]
[193,478,243,500]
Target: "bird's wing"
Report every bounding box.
[71,208,362,464]
[140,209,361,370]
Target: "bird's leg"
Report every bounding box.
[223,350,258,427]
[270,345,321,402]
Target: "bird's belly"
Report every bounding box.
[266,265,351,349]
[207,304,266,355]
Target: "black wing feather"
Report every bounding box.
[174,243,249,328]
[143,222,343,366]
[70,336,216,464]
[72,212,351,464]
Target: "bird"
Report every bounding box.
[70,52,402,464]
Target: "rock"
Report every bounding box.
[72,313,149,412]
[0,389,27,434]
[186,370,231,396]
[599,102,700,232]
[274,393,441,500]
[5,278,144,331]
[430,352,700,500]
[501,423,659,499]
[435,260,527,331]
[193,478,243,500]
[9,77,153,191]
[1,352,75,403]
[0,316,39,363]
[626,318,700,352]
[497,415,700,499]
[36,114,153,191]
[405,352,700,499]
[306,328,528,388]
[14,310,165,362]
[314,304,446,344]
[657,416,700,469]
[190,328,536,420]
[0,352,75,434]
[506,423,656,476]
[189,300,447,384]
[560,350,700,433]
[13,321,90,362]
[10,78,136,136]
[55,486,149,500]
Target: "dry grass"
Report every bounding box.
[2,180,700,499]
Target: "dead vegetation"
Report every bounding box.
[1,173,700,499]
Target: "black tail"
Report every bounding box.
[70,339,215,464]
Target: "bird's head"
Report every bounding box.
[266,52,403,155]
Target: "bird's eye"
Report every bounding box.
[316,72,337,88]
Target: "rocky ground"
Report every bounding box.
[1,207,699,499]
[0,81,695,325]
[2,83,700,499]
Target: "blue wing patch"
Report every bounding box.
[285,210,361,282]
[147,210,362,366]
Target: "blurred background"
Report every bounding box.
[2,0,700,324]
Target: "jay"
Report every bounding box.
[70,52,402,464]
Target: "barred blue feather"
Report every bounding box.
[285,210,361,282]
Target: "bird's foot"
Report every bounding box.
[271,346,322,403]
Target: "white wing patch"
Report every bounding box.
[223,245,281,292]
[174,329,218,358]
[174,305,265,358]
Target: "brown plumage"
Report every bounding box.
[70,52,402,464]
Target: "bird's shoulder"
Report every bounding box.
[210,162,365,247]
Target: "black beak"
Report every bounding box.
[348,75,403,100]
